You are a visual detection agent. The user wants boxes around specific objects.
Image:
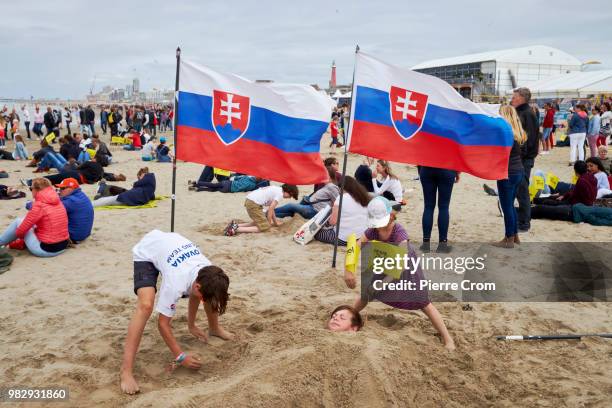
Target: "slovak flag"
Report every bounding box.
[176,60,332,185]
[348,52,514,180]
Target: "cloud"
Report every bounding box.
[1,0,611,98]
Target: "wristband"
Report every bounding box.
[175,352,186,364]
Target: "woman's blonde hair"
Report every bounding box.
[499,105,526,145]
[377,160,398,179]
[31,177,52,191]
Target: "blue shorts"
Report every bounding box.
[542,127,552,141]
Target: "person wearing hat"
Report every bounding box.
[57,178,94,243]
[156,137,171,163]
[337,196,455,350]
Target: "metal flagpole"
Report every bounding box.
[331,45,360,268]
[170,46,181,232]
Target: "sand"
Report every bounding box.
[0,133,611,407]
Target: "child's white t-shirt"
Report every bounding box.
[142,141,155,157]
[334,193,368,241]
[132,229,211,317]
[246,186,283,207]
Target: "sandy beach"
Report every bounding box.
[1,133,611,407]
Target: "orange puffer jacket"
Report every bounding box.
[16,186,69,244]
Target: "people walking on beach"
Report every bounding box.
[0,177,69,257]
[492,105,526,249]
[20,105,31,139]
[511,87,539,232]
[32,105,44,139]
[120,229,232,395]
[541,103,554,154]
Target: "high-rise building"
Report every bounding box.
[133,78,140,94]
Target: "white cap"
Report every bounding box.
[367,196,393,228]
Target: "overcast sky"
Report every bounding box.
[1,0,611,99]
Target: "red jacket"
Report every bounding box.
[543,108,555,128]
[17,186,69,244]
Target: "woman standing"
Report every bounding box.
[418,166,459,252]
[492,105,526,248]
[568,104,588,165]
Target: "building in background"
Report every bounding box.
[132,78,140,94]
[412,45,582,101]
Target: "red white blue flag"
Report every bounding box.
[348,52,513,180]
[177,60,331,184]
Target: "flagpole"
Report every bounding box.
[170,46,181,232]
[331,45,359,268]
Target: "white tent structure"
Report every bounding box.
[506,70,612,99]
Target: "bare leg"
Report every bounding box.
[236,225,261,233]
[422,303,455,351]
[204,302,234,340]
[236,221,256,227]
[120,287,155,395]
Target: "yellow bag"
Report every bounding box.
[546,172,559,189]
[345,233,360,274]
[213,168,231,177]
[86,148,97,159]
[111,136,124,145]
[533,175,545,190]
[529,184,539,202]
[44,132,56,144]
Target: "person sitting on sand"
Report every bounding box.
[314,176,370,246]
[338,196,455,350]
[93,167,155,207]
[120,229,233,395]
[141,136,156,161]
[0,177,69,257]
[224,184,299,236]
[313,157,342,192]
[585,157,612,198]
[156,137,172,162]
[327,305,363,332]
[57,178,94,243]
[12,134,29,160]
[275,167,339,220]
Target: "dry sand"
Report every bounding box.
[0,133,611,407]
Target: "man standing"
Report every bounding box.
[86,105,96,136]
[43,107,57,138]
[21,105,31,139]
[100,107,108,135]
[511,87,539,232]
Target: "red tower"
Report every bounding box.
[329,60,337,89]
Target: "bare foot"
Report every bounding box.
[443,339,456,351]
[120,370,140,395]
[209,326,234,340]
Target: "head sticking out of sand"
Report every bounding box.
[327,305,363,332]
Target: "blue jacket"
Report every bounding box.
[588,114,601,135]
[118,173,156,205]
[61,188,94,242]
[568,112,588,134]
[230,176,257,193]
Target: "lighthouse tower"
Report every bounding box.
[329,60,337,89]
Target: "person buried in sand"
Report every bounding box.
[327,305,364,332]
[334,197,455,350]
[120,229,233,395]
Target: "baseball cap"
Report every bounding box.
[160,137,167,143]
[367,196,394,228]
[55,178,79,189]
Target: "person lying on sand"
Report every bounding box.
[120,229,233,395]
[339,197,455,350]
[327,305,363,332]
